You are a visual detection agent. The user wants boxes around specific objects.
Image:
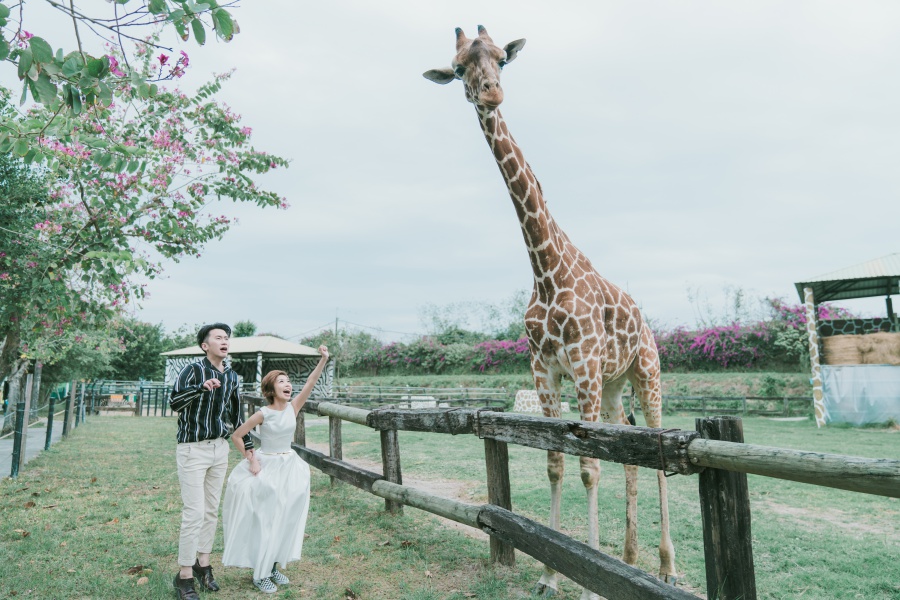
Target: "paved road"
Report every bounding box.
[0,420,66,478]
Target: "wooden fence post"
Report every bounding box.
[329,415,342,486]
[696,416,757,600]
[135,387,143,417]
[380,428,403,515]
[293,410,306,446]
[484,435,515,566]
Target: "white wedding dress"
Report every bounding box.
[222,405,310,580]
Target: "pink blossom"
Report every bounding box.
[158,53,170,66]
[180,50,190,67]
[107,55,125,77]
[0,273,9,280]
[240,126,252,136]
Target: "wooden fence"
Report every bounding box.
[661,395,811,417]
[331,387,813,418]
[332,385,509,409]
[242,394,899,600]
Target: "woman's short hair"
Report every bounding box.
[260,370,289,404]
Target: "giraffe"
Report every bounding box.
[424,27,677,599]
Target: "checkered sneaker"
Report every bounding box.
[270,567,290,585]
[253,577,277,594]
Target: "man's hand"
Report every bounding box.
[202,378,221,391]
[318,345,329,362]
[248,457,261,476]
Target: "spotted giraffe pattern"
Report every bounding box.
[513,389,571,413]
[803,287,827,426]
[425,26,676,597]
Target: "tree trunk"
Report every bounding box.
[0,326,22,384]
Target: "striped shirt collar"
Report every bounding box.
[201,356,231,374]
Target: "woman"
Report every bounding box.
[222,346,329,593]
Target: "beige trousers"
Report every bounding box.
[176,438,229,567]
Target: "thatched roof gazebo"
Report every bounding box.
[794,253,899,426]
[161,336,332,397]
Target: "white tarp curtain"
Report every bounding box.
[822,365,900,425]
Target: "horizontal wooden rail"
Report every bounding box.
[476,412,701,475]
[687,439,900,498]
[364,408,700,474]
[308,400,370,425]
[479,506,698,600]
[372,479,482,527]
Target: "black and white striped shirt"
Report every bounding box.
[169,357,254,449]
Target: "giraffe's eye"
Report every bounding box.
[498,61,506,70]
[454,65,466,78]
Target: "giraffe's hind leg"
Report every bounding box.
[629,328,678,584]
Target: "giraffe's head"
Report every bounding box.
[423,26,525,110]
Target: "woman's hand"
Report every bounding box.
[318,345,329,362]
[248,457,261,476]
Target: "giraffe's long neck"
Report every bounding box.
[477,107,566,286]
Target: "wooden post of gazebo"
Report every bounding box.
[802,287,827,427]
[256,351,263,393]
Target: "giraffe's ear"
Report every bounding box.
[423,68,456,85]
[501,39,526,65]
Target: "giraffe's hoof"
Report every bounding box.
[533,583,558,598]
[659,572,678,586]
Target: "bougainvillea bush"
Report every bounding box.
[334,297,854,376]
[654,298,855,372]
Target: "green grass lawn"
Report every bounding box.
[1,414,897,599]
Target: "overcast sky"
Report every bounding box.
[13,1,899,341]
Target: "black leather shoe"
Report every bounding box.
[193,560,221,592]
[173,574,200,600]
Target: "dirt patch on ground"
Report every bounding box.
[760,499,899,538]
[305,442,489,541]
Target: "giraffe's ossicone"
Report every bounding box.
[425,26,678,599]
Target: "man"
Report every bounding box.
[169,323,254,599]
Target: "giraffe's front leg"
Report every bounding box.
[574,373,607,600]
[533,367,564,597]
[578,454,602,600]
[535,449,564,597]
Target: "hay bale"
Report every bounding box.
[859,332,900,365]
[822,332,900,366]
